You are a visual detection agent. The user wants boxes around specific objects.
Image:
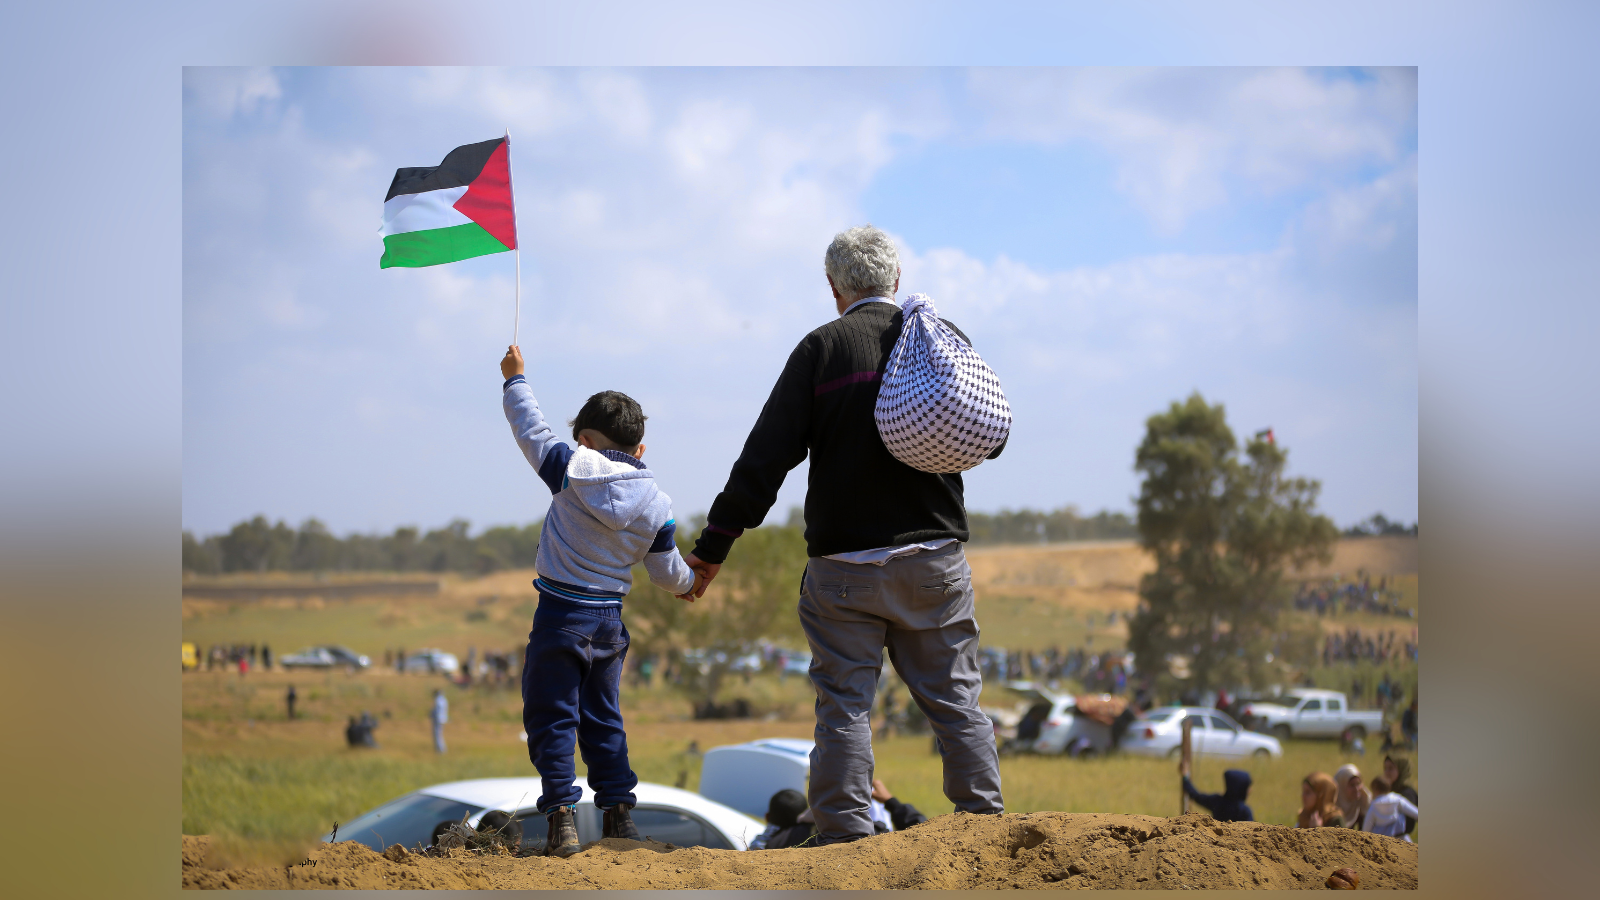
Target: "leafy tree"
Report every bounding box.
[1127,393,1338,694]
[181,530,221,575]
[624,525,808,704]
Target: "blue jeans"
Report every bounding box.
[522,594,637,812]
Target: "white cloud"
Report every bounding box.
[968,67,1416,232]
[183,67,1415,535]
[184,67,281,120]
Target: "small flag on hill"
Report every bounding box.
[379,137,518,269]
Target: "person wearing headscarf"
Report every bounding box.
[1296,772,1344,828]
[1383,755,1419,835]
[1334,764,1372,830]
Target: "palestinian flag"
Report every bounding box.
[379,137,517,268]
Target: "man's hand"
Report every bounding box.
[500,345,524,380]
[871,779,892,803]
[684,553,720,599]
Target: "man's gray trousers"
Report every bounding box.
[799,543,1003,842]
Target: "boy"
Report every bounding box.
[1180,765,1254,822]
[1362,777,1419,840]
[500,345,700,857]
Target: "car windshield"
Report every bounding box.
[333,792,483,852]
[1140,711,1174,723]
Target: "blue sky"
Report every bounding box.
[182,66,1416,537]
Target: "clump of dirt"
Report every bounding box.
[182,812,1417,890]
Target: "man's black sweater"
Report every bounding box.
[692,301,1003,563]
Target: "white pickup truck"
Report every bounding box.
[1238,688,1384,741]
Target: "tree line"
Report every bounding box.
[184,390,1414,700]
[181,505,1141,575]
[182,517,542,575]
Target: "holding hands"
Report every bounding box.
[676,553,720,602]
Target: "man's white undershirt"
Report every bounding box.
[822,294,959,566]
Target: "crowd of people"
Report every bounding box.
[978,644,1136,693]
[1177,753,1418,840]
[1293,574,1414,619]
[1322,627,1418,666]
[201,642,272,673]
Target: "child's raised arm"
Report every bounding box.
[501,345,572,494]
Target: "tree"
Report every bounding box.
[1127,393,1338,695]
[624,525,808,704]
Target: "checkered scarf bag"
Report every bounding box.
[874,294,1011,473]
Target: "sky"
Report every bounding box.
[183,66,1417,538]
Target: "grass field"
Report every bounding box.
[182,537,1420,865]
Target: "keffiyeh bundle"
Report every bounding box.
[874,294,1011,473]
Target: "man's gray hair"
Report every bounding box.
[824,225,900,301]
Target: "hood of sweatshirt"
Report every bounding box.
[1222,769,1252,800]
[563,446,659,531]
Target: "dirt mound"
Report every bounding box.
[183,811,1417,890]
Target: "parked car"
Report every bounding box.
[280,646,372,670]
[324,778,764,853]
[1119,706,1283,760]
[1236,689,1384,741]
[728,652,764,674]
[698,739,813,818]
[780,652,812,676]
[992,685,1116,756]
[401,649,459,675]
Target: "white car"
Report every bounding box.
[401,649,459,675]
[995,685,1115,756]
[281,646,370,670]
[1236,689,1385,741]
[325,777,765,854]
[1119,706,1283,760]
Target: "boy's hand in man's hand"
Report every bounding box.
[677,570,709,602]
[500,345,524,380]
[684,553,720,599]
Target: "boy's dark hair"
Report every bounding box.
[766,789,807,828]
[569,390,647,448]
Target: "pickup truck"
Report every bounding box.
[1237,688,1384,741]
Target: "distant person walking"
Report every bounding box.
[683,226,1007,845]
[262,644,273,670]
[430,689,449,754]
[286,684,298,720]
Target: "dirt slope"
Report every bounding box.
[183,811,1416,890]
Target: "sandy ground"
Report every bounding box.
[183,811,1417,890]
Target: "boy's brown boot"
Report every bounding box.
[602,803,642,841]
[544,804,580,858]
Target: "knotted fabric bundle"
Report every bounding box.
[874,294,1011,473]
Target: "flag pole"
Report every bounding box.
[506,126,521,346]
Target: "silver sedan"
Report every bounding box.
[1119,706,1283,759]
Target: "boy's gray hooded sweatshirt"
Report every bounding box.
[503,376,694,602]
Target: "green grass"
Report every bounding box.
[183,566,1420,866]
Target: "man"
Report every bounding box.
[685,225,1004,845]
[430,689,449,754]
